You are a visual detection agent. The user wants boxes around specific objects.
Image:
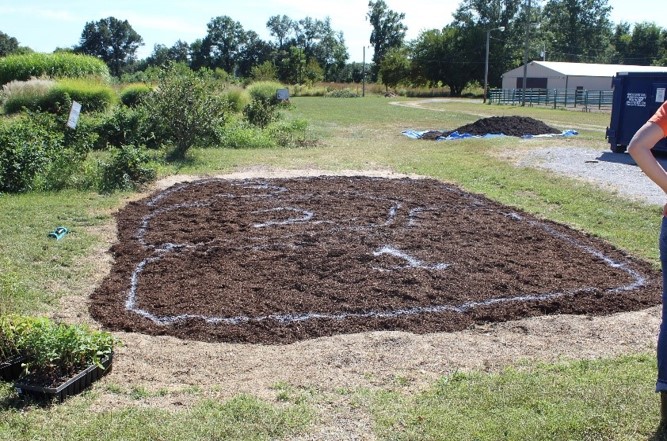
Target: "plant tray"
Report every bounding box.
[14,353,113,402]
[0,355,26,382]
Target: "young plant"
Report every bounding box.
[20,318,119,382]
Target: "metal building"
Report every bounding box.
[501,61,667,91]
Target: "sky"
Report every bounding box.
[1,0,666,64]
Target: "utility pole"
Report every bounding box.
[521,0,532,106]
[362,46,366,97]
[484,26,505,103]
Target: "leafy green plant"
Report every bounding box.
[0,315,35,362]
[99,145,157,193]
[0,111,63,192]
[243,97,279,128]
[216,118,274,149]
[94,105,154,150]
[141,64,230,158]
[266,118,312,147]
[20,318,119,381]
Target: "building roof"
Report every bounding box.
[525,61,667,77]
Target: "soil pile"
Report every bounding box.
[420,116,561,139]
[90,177,660,344]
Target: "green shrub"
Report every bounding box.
[217,119,274,149]
[120,83,153,107]
[0,52,110,85]
[266,118,312,147]
[324,89,359,98]
[141,64,230,158]
[0,112,63,192]
[1,78,56,114]
[94,105,154,150]
[99,145,157,193]
[243,98,279,128]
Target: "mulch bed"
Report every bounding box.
[90,176,661,344]
[419,115,562,139]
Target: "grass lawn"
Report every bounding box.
[1,96,665,440]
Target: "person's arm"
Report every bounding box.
[628,121,667,195]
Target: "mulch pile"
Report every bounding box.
[420,116,562,139]
[90,176,660,344]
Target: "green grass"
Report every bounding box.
[0,190,122,315]
[1,97,665,439]
[369,355,658,440]
[0,388,312,441]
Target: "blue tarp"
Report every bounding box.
[402,129,578,141]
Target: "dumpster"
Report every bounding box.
[606,71,667,153]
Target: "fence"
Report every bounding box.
[488,88,614,111]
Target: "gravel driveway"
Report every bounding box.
[517,146,667,206]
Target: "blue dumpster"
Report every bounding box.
[606,71,667,153]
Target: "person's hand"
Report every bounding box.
[663,202,667,217]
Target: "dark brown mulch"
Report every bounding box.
[89,177,661,344]
[420,116,562,139]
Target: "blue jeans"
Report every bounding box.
[658,217,667,392]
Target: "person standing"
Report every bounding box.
[628,99,667,426]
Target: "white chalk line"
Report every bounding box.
[124,180,647,326]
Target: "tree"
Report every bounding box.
[201,16,247,74]
[266,15,295,49]
[235,31,273,78]
[450,0,523,90]
[542,0,614,63]
[310,18,349,81]
[610,22,632,64]
[367,1,407,80]
[378,46,411,91]
[76,17,144,76]
[411,27,473,96]
[0,31,19,57]
[626,22,663,65]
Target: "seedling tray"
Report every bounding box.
[15,353,112,402]
[0,355,26,382]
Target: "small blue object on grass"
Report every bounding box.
[48,226,69,240]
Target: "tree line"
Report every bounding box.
[1,0,666,95]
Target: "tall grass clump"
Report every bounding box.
[223,86,251,112]
[119,83,153,107]
[0,52,110,85]
[246,80,285,103]
[2,78,116,114]
[1,77,56,114]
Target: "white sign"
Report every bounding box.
[657,88,666,103]
[66,101,82,129]
[626,93,647,107]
